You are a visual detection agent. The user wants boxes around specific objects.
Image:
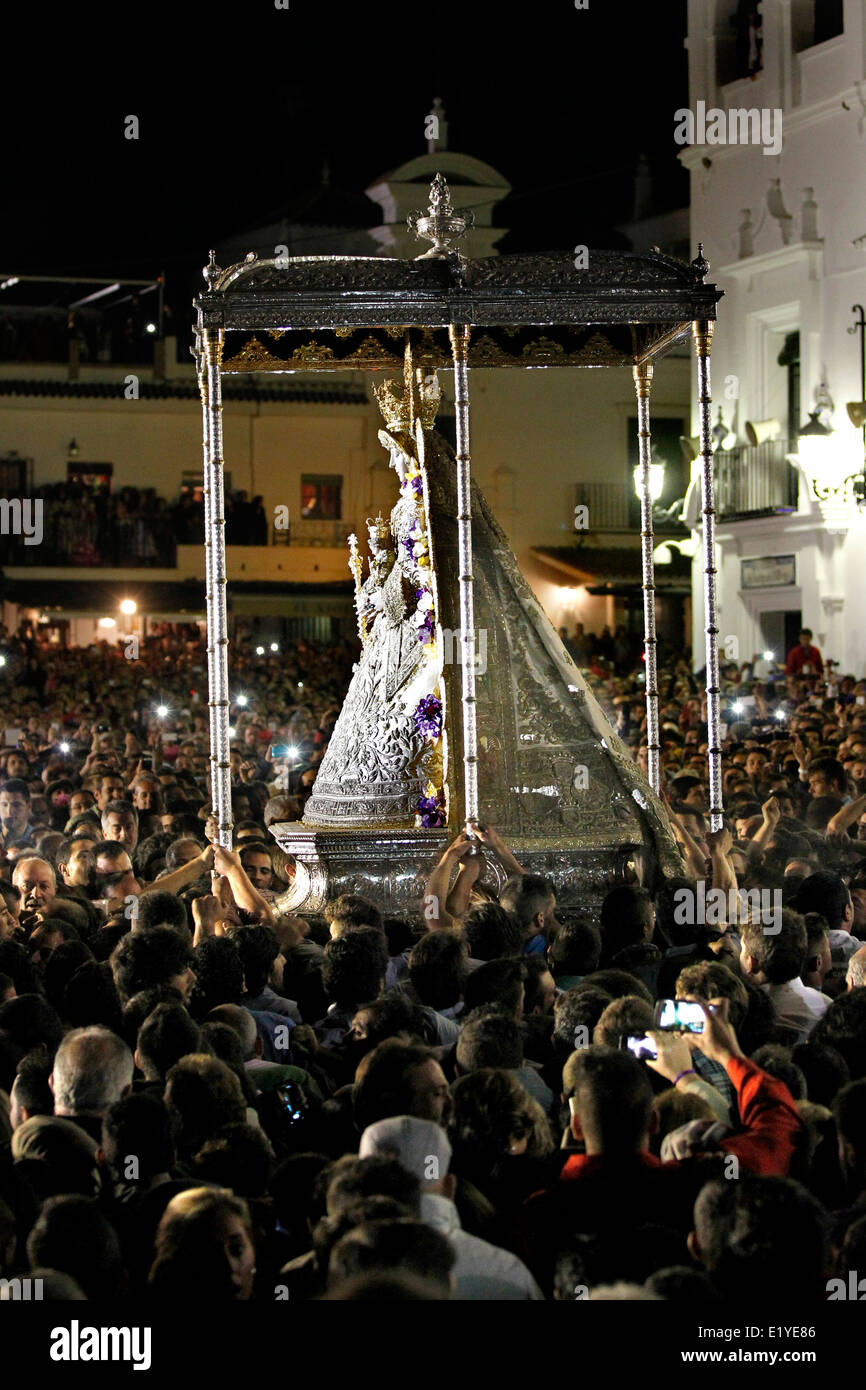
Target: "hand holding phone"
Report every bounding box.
[679,997,744,1066]
[643,1028,695,1082]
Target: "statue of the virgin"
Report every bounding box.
[303,368,448,829]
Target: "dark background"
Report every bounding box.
[3,0,689,327]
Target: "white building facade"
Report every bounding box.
[682,0,866,675]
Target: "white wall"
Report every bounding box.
[684,0,866,674]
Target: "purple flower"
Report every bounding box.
[413,693,442,738]
[415,609,435,644]
[417,790,445,828]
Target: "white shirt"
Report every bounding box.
[420,1192,544,1301]
[788,976,831,1022]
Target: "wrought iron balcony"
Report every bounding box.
[713,440,800,521]
[573,481,689,534]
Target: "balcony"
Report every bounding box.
[1,510,177,567]
[573,481,689,535]
[713,440,800,521]
[271,518,355,548]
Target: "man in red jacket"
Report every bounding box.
[785,628,824,677]
[521,1000,804,1290]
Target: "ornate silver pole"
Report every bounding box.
[633,363,660,795]
[202,325,233,849]
[196,339,217,810]
[448,323,479,829]
[693,318,724,832]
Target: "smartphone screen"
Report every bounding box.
[277,1082,303,1122]
[625,1035,658,1061]
[655,999,705,1033]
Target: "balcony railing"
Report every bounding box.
[714,441,800,520]
[0,506,177,567]
[271,519,355,547]
[573,481,688,534]
[574,482,630,530]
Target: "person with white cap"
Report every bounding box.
[359,1114,543,1300]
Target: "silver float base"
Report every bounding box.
[269,822,651,925]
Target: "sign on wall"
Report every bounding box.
[741,554,796,589]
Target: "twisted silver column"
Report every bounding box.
[197,352,217,813]
[693,320,724,831]
[448,323,479,828]
[633,364,660,795]
[202,328,233,848]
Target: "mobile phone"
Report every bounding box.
[277,1081,304,1123]
[4,728,23,746]
[623,1034,658,1061]
[654,999,705,1034]
[140,753,153,771]
[858,697,866,707]
[269,744,294,759]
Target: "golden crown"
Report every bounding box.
[366,513,392,547]
[373,375,440,432]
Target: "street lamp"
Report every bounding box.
[797,410,840,500]
[632,461,665,503]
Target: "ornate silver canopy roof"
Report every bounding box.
[195,238,721,369]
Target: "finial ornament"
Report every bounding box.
[203,249,222,288]
[407,174,474,260]
[691,242,710,281]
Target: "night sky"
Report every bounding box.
[5,1,688,324]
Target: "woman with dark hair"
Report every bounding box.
[148,1187,257,1300]
[448,1068,559,1225]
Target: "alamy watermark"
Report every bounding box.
[441,627,487,676]
[0,498,43,546]
[49,1321,151,1370]
[674,884,781,935]
[0,1277,43,1300]
[674,100,782,157]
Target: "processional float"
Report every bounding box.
[193,177,724,919]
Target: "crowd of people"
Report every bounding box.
[0,617,865,1303]
[2,483,271,567]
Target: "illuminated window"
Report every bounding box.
[301,474,342,520]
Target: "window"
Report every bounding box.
[67,462,113,490]
[301,474,342,520]
[793,0,843,53]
